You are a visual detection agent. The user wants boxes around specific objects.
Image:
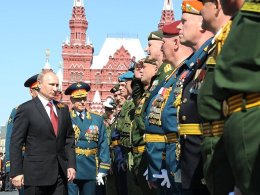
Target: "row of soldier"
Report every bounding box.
[102,0,259,195]
[4,0,259,194]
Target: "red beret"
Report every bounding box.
[162,20,181,36]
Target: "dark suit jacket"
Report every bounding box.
[10,97,76,186]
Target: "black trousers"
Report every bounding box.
[24,168,67,195]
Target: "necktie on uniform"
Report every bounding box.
[47,102,58,136]
[79,112,84,122]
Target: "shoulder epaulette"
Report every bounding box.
[90,111,101,116]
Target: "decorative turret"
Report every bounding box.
[42,49,52,70]
[90,90,103,114]
[61,0,94,105]
[69,0,88,45]
[158,0,175,30]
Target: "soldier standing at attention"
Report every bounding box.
[212,0,260,194]
[65,82,110,195]
[160,20,193,194]
[176,0,213,194]
[5,74,39,195]
[197,0,234,194]
[131,58,157,195]
[102,98,117,195]
[116,70,143,195]
[109,83,128,195]
[142,30,174,194]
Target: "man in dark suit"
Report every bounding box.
[10,69,76,195]
[5,73,39,195]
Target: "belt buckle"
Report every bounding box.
[222,100,229,117]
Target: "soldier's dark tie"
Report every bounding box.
[47,102,58,136]
[79,112,84,122]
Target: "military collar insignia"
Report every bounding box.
[164,64,172,73]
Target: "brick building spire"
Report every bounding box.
[158,0,175,30]
[61,0,94,105]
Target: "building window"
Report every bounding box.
[95,72,100,84]
[108,72,112,82]
[71,72,75,82]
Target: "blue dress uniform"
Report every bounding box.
[65,82,110,195]
[143,62,174,193]
[4,74,39,194]
[177,38,213,195]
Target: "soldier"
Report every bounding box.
[131,58,157,195]
[108,83,128,195]
[197,0,234,194]
[116,70,143,195]
[212,0,260,194]
[102,97,117,195]
[65,82,110,195]
[176,0,213,194]
[5,74,39,194]
[145,30,164,68]
[160,20,193,194]
[143,38,175,193]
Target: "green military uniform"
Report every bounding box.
[132,88,157,195]
[212,1,260,194]
[197,21,235,195]
[116,99,143,195]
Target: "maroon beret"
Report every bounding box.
[162,20,181,36]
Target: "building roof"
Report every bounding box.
[91,37,145,69]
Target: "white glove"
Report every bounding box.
[96,172,107,185]
[143,168,148,181]
[153,169,171,188]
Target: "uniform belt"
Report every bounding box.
[133,145,145,154]
[143,133,178,143]
[223,93,260,116]
[178,124,202,135]
[75,147,97,156]
[110,140,121,148]
[201,120,224,137]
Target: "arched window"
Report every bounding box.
[108,72,112,82]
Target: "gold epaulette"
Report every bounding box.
[178,124,202,135]
[241,2,260,13]
[75,147,97,156]
[90,111,101,116]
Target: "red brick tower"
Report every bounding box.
[158,0,175,30]
[61,0,93,106]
